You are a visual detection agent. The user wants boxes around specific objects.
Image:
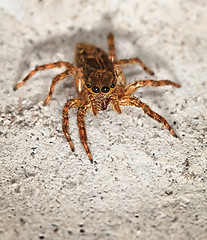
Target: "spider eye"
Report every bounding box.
[92,85,100,93]
[86,83,91,88]
[101,86,110,93]
[110,84,115,88]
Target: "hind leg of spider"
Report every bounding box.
[107,33,116,63]
[120,96,178,137]
[62,98,82,152]
[14,61,76,90]
[125,79,181,96]
[116,58,154,75]
[44,66,78,105]
[107,33,127,86]
[77,105,93,163]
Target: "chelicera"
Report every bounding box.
[14,33,180,162]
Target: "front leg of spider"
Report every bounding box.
[77,105,93,163]
[62,98,82,152]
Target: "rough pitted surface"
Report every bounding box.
[0,1,207,240]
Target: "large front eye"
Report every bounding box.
[101,86,110,93]
[92,85,100,93]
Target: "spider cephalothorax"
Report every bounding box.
[14,33,180,162]
[86,70,117,112]
[87,70,116,94]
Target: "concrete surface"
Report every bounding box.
[0,0,207,239]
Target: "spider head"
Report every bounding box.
[86,70,116,95]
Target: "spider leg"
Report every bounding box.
[107,33,116,63]
[120,96,178,137]
[113,64,127,87]
[74,67,86,97]
[14,61,76,90]
[125,79,181,96]
[44,66,78,105]
[116,58,154,75]
[88,95,98,115]
[77,105,93,162]
[107,33,127,87]
[109,93,122,114]
[62,98,82,152]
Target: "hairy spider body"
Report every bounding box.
[14,33,180,162]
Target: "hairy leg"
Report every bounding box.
[107,33,116,63]
[14,61,76,90]
[77,105,93,162]
[74,67,86,97]
[116,58,154,75]
[109,93,122,114]
[120,96,178,137]
[62,98,82,152]
[113,64,127,87]
[125,79,181,96]
[44,66,78,105]
[88,95,98,115]
[107,33,127,86]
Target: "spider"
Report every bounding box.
[14,33,180,163]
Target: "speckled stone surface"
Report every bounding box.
[0,1,207,239]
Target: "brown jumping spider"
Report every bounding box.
[14,33,180,162]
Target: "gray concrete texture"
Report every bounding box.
[0,0,207,239]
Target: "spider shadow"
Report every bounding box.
[15,21,180,114]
